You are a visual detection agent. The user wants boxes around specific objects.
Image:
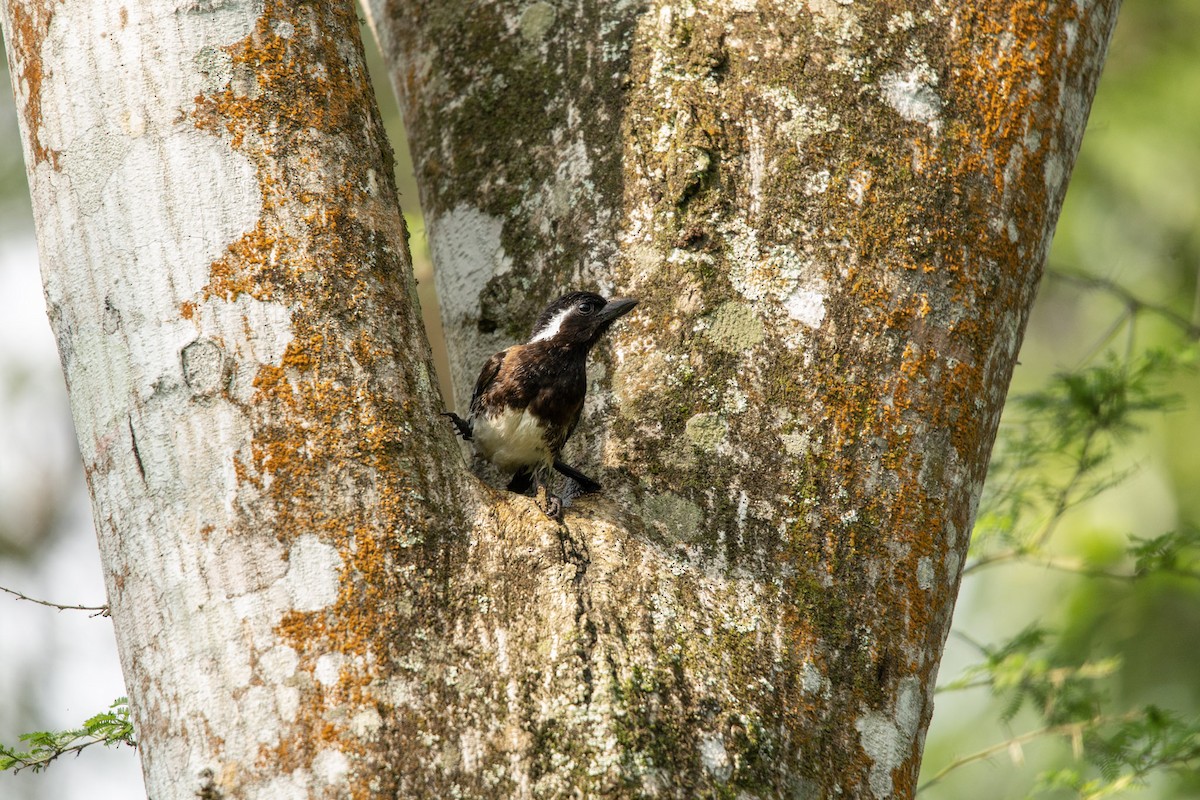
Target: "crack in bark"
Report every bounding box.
[557,521,597,706]
[128,416,147,484]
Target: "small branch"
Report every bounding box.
[1048,267,1200,340]
[963,548,1025,575]
[962,551,1200,582]
[917,713,1140,794]
[965,432,1099,577]
[1033,428,1097,550]
[0,585,110,617]
[3,736,106,774]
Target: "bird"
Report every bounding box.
[443,290,637,519]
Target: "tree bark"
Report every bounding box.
[2,0,1120,798]
[2,1,472,797]
[364,0,1121,797]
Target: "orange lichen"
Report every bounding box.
[185,0,445,793]
[6,0,61,169]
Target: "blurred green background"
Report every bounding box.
[1,4,1197,798]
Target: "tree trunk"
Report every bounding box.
[1,0,472,796]
[2,0,1119,799]
[364,0,1121,797]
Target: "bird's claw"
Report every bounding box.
[442,411,473,441]
[535,484,564,521]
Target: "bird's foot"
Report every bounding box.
[535,483,564,521]
[442,411,473,440]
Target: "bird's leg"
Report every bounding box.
[504,469,560,519]
[442,411,473,440]
[532,472,563,521]
[506,469,533,494]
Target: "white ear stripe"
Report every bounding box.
[530,307,573,343]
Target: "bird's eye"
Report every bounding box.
[577,302,595,315]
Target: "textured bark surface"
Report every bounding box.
[2,0,1120,797]
[367,0,1121,797]
[2,1,473,797]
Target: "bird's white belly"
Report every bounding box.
[473,407,553,472]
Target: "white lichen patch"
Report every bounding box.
[804,169,831,196]
[896,676,923,739]
[784,285,827,329]
[855,713,906,797]
[720,583,765,634]
[916,556,934,590]
[780,429,812,457]
[808,0,863,40]
[746,118,767,217]
[349,707,383,737]
[722,378,748,414]
[855,674,925,797]
[760,87,840,151]
[259,644,299,682]
[1044,152,1066,194]
[314,652,344,686]
[259,772,310,800]
[194,45,234,94]
[730,242,800,302]
[723,218,828,338]
[886,11,917,33]
[847,168,873,205]
[285,534,342,612]
[698,732,732,781]
[312,748,350,785]
[800,660,828,696]
[202,294,294,404]
[880,64,943,133]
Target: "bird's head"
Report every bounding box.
[528,291,638,349]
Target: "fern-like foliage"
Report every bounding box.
[0,698,136,773]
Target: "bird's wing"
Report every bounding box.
[564,402,584,445]
[469,348,508,417]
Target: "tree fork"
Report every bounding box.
[2,0,1121,798]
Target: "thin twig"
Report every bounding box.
[1048,267,1200,340]
[1034,428,1097,549]
[963,550,1200,582]
[1075,305,1134,368]
[917,712,1140,794]
[965,429,1099,577]
[6,737,103,774]
[0,584,109,617]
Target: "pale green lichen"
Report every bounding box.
[194,45,233,93]
[684,412,725,451]
[642,491,703,542]
[519,2,557,43]
[703,301,764,353]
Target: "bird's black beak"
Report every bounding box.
[598,297,637,323]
